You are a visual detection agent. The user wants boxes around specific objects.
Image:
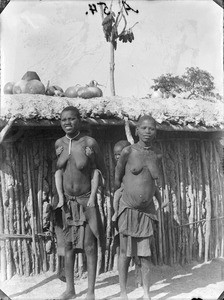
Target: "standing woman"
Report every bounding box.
[55,106,106,300]
[114,115,161,300]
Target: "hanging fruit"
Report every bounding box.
[118,28,134,43]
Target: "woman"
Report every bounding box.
[55,106,106,300]
[114,115,161,300]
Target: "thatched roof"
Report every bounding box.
[1,94,223,131]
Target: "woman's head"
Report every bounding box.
[136,115,156,144]
[60,106,81,136]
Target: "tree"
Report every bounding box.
[182,67,215,98]
[100,1,138,96]
[151,67,216,99]
[151,73,184,94]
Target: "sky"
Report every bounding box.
[1,0,223,98]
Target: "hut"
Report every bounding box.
[0,93,223,281]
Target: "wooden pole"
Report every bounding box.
[213,142,224,257]
[21,146,31,276]
[124,117,134,145]
[5,147,14,279]
[110,42,116,96]
[36,140,46,272]
[201,141,211,262]
[175,142,182,264]
[0,148,6,281]
[197,142,203,261]
[12,147,23,275]
[26,145,38,274]
[160,143,173,265]
[159,142,167,264]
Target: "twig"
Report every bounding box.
[129,22,139,30]
[174,216,224,228]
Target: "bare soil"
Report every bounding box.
[1,259,224,300]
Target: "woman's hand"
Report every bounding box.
[87,195,95,207]
[56,146,64,156]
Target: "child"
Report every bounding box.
[112,140,131,222]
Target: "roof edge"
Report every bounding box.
[0,117,223,132]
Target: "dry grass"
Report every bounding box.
[1,94,223,128]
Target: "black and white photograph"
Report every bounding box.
[0,1,223,299]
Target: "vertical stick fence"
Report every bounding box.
[0,135,223,280]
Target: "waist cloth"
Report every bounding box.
[62,191,104,251]
[118,189,158,257]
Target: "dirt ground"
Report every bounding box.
[1,259,224,300]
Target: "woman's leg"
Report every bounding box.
[60,241,76,300]
[84,223,97,300]
[140,256,151,299]
[119,234,131,299]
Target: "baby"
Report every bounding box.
[112,140,131,222]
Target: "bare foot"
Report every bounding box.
[85,292,95,300]
[120,292,128,300]
[143,293,151,300]
[57,290,76,300]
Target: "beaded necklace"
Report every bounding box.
[66,131,80,155]
[137,141,152,151]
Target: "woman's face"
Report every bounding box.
[137,119,156,143]
[60,110,80,136]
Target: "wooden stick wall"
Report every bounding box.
[0,135,223,280]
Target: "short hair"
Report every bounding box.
[60,106,81,119]
[114,140,131,151]
[137,115,156,127]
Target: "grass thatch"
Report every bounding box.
[1,94,223,129]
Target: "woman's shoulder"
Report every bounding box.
[122,144,132,155]
[80,135,97,146]
[55,136,66,147]
[151,145,162,159]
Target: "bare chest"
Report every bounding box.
[127,150,157,175]
[62,140,91,171]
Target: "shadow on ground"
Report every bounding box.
[9,274,59,298]
[5,259,224,300]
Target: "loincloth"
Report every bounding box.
[62,192,104,251]
[118,189,158,257]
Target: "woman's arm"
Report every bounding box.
[114,146,131,190]
[89,138,107,182]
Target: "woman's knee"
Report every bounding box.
[84,242,97,256]
[119,247,127,256]
[65,241,73,252]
